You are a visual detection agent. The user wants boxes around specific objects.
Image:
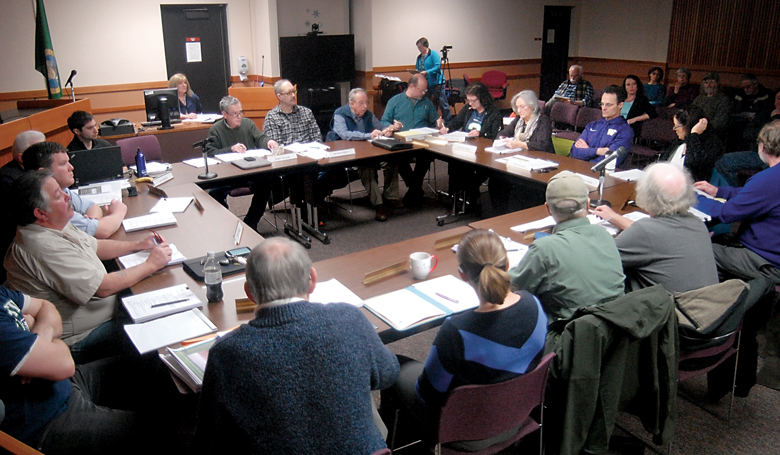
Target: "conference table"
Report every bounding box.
[114,132,640,345]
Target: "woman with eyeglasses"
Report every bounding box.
[380,229,547,447]
[168,73,202,120]
[644,67,666,105]
[622,74,657,137]
[439,83,502,139]
[497,90,554,154]
[661,105,723,182]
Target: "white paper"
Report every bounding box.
[183,113,222,123]
[215,149,271,163]
[695,188,715,200]
[439,131,469,142]
[118,244,187,269]
[77,180,125,206]
[150,197,193,213]
[503,155,559,171]
[122,212,177,232]
[283,142,329,153]
[186,41,202,63]
[309,278,364,307]
[411,275,479,314]
[409,127,440,135]
[588,211,650,236]
[183,157,220,168]
[364,289,446,330]
[610,169,645,182]
[121,283,201,323]
[511,216,556,233]
[574,173,600,189]
[124,309,216,354]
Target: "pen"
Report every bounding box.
[435,292,459,303]
[620,198,630,210]
[148,229,163,245]
[150,298,189,308]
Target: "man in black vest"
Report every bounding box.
[328,88,400,221]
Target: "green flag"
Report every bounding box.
[34,0,62,99]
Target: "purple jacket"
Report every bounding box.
[570,116,634,168]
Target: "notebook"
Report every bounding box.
[69,145,125,186]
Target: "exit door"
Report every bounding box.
[161,4,231,113]
[539,6,573,101]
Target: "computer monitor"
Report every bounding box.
[143,88,180,130]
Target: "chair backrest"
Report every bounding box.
[481,70,507,88]
[437,352,556,446]
[550,102,578,130]
[640,117,676,144]
[116,135,163,165]
[463,73,472,85]
[574,107,602,131]
[592,88,604,107]
[538,99,545,112]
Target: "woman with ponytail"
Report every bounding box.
[380,230,548,446]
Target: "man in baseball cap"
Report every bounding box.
[508,171,625,323]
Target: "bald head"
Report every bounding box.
[11,131,46,166]
[636,163,697,217]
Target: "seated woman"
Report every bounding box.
[441,83,503,210]
[168,73,202,119]
[623,74,657,137]
[661,105,723,182]
[497,90,554,154]
[380,229,547,448]
[644,66,666,105]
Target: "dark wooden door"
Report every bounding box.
[539,6,573,101]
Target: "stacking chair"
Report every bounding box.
[623,117,675,169]
[549,102,579,133]
[391,353,555,455]
[115,134,163,165]
[555,106,601,141]
[481,70,509,100]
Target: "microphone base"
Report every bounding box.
[198,172,218,180]
[590,199,612,208]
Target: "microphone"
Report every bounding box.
[591,146,627,173]
[64,70,77,87]
[193,136,215,149]
[260,55,265,87]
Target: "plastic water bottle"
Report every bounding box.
[135,148,148,177]
[203,251,223,303]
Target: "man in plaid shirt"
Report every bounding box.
[264,79,322,144]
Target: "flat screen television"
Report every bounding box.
[143,88,180,130]
[279,35,355,84]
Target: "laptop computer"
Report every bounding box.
[69,145,126,187]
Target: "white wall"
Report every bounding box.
[574,0,672,62]
[0,0,255,92]
[351,0,373,71]
[276,0,348,36]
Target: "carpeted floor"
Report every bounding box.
[226,159,780,455]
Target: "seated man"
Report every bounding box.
[23,141,127,238]
[692,72,731,138]
[328,87,401,221]
[593,162,718,292]
[5,171,172,362]
[264,79,322,145]
[0,287,161,453]
[508,171,625,325]
[66,110,112,151]
[205,95,278,230]
[694,120,780,284]
[546,64,594,112]
[195,237,399,453]
[0,130,44,194]
[734,73,773,117]
[381,74,443,206]
[570,85,634,170]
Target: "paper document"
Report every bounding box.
[182,113,222,123]
[150,197,193,213]
[488,143,524,154]
[410,275,479,314]
[503,155,559,171]
[283,142,329,153]
[588,211,650,236]
[688,206,711,222]
[511,216,556,233]
[161,336,219,392]
[694,188,715,200]
[122,212,177,232]
[121,283,202,323]
[309,278,364,307]
[409,127,439,135]
[183,157,220,168]
[364,289,446,331]
[610,169,645,182]
[118,244,187,269]
[77,180,126,206]
[439,131,470,142]
[499,236,529,268]
[131,162,171,175]
[126,309,216,352]
[124,309,216,354]
[574,173,600,188]
[215,149,271,163]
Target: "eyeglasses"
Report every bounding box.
[280,90,297,96]
[673,125,684,130]
[226,110,244,118]
[415,85,427,94]
[515,103,529,110]
[466,97,479,104]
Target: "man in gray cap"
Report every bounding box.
[692,72,732,138]
[508,171,625,324]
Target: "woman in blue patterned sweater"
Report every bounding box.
[381,229,548,446]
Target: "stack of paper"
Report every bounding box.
[159,336,218,393]
[503,155,559,172]
[486,139,523,154]
[121,284,202,323]
[511,216,556,233]
[309,278,364,307]
[118,244,187,269]
[76,179,127,206]
[439,131,470,142]
[182,157,220,168]
[610,169,645,182]
[124,308,216,354]
[122,212,177,232]
[215,149,271,163]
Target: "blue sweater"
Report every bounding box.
[698,164,780,267]
[195,300,399,454]
[416,291,548,408]
[570,116,634,167]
